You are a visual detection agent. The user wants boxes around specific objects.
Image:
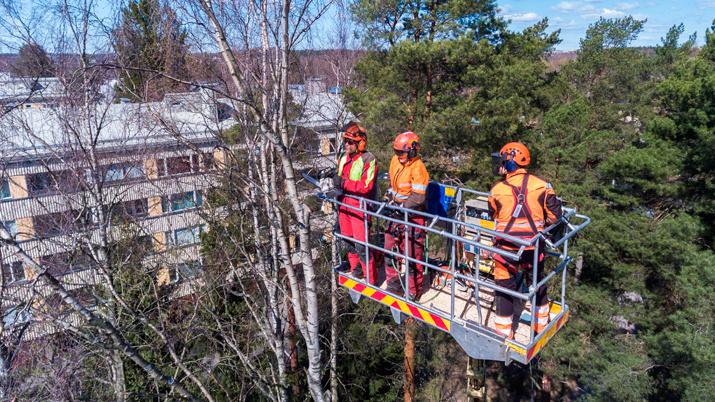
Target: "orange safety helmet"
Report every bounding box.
[499,142,530,167]
[341,121,367,152]
[393,131,420,160]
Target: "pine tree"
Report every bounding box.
[113,0,189,102]
[346,10,715,401]
[11,42,55,78]
[346,1,559,181]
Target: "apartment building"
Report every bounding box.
[0,89,231,334]
[0,75,349,336]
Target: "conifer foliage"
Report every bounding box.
[11,43,55,78]
[113,0,189,101]
[346,4,715,399]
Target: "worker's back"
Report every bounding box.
[488,168,561,248]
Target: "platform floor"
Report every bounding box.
[377,271,550,345]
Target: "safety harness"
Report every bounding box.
[503,174,539,237]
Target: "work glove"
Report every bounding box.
[333,175,343,190]
[380,204,399,218]
[318,167,334,179]
[324,188,343,200]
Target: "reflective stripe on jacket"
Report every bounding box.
[488,169,562,248]
[337,151,378,199]
[387,155,429,209]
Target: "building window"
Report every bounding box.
[40,251,93,277]
[28,172,53,195]
[157,154,203,177]
[27,171,79,196]
[201,152,215,171]
[162,191,202,213]
[2,261,25,284]
[34,212,67,237]
[169,259,202,283]
[104,162,144,183]
[118,199,149,220]
[109,235,154,263]
[135,235,154,255]
[161,156,191,177]
[1,178,10,199]
[34,210,93,238]
[166,224,205,247]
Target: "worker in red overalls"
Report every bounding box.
[333,121,378,284]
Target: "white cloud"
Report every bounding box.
[600,8,626,17]
[556,2,598,18]
[555,1,640,20]
[505,12,540,22]
[561,19,580,28]
[555,1,580,11]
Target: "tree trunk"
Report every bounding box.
[425,63,433,117]
[330,236,339,402]
[287,283,300,399]
[0,344,9,400]
[404,319,416,402]
[575,253,584,285]
[111,350,126,402]
[200,1,326,399]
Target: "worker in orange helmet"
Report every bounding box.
[384,131,429,299]
[333,121,378,284]
[488,142,562,338]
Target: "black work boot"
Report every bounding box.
[386,279,403,295]
[334,261,350,273]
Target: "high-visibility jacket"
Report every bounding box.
[337,151,378,200]
[387,155,429,209]
[488,168,562,249]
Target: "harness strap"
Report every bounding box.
[503,174,539,235]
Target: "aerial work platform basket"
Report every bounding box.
[322,180,590,365]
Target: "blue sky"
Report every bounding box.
[0,1,711,53]
[501,1,713,50]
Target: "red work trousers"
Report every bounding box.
[384,214,425,296]
[493,247,548,336]
[338,197,376,284]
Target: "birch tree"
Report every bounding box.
[175,0,343,400]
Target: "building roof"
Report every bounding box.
[0,77,352,163]
[0,75,64,103]
[290,89,353,132]
[0,89,234,162]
